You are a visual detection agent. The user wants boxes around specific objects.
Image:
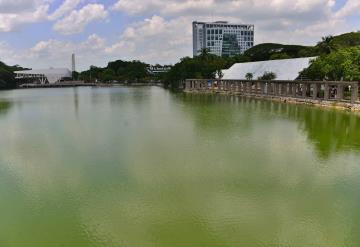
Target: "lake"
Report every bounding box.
[1,86,360,247]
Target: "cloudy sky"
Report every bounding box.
[0,0,359,71]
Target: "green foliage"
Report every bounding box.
[317,36,335,54]
[300,46,360,81]
[0,62,23,89]
[258,71,277,80]
[80,60,149,83]
[269,53,291,60]
[245,73,253,80]
[163,50,227,89]
[244,43,318,61]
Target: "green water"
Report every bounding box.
[1,87,360,247]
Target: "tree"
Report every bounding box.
[0,62,17,89]
[216,70,224,79]
[258,71,277,80]
[199,48,211,57]
[79,60,150,83]
[317,35,335,54]
[300,46,360,81]
[245,73,253,80]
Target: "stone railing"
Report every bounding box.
[185,79,359,104]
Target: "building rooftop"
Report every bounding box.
[15,68,72,84]
[222,57,316,80]
[15,68,71,75]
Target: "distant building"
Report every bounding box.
[221,57,316,80]
[193,21,254,57]
[15,68,72,84]
[147,65,172,75]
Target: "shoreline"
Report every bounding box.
[16,82,163,89]
[184,90,360,112]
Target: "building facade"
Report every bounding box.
[193,21,254,57]
[15,68,72,84]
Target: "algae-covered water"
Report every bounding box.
[1,87,360,247]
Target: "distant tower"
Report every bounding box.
[71,53,76,80]
[72,53,76,73]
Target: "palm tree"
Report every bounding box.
[216,70,224,79]
[318,35,335,54]
[199,48,210,56]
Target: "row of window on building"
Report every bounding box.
[206,29,253,36]
[206,41,254,47]
[205,24,253,30]
[206,35,253,42]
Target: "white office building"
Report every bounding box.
[193,21,254,57]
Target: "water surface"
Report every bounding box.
[1,87,360,247]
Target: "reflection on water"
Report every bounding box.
[0,87,360,247]
[0,100,12,116]
[180,93,360,158]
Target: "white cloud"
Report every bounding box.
[53,4,108,35]
[112,0,333,20]
[0,34,109,70]
[0,4,49,32]
[48,0,83,20]
[0,0,46,13]
[335,0,360,18]
[27,34,107,68]
[106,15,192,64]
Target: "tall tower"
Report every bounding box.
[71,53,76,73]
[71,53,76,80]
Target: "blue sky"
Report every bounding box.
[0,0,359,71]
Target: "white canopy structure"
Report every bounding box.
[222,57,316,80]
[15,68,72,84]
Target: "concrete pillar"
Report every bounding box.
[324,83,329,100]
[307,84,311,97]
[260,82,266,94]
[267,83,271,94]
[288,83,293,96]
[273,83,278,96]
[317,84,321,99]
[271,83,276,95]
[351,83,359,103]
[276,83,281,96]
[337,84,344,100]
[290,83,294,97]
[234,81,239,92]
[302,83,307,98]
[281,83,287,96]
[278,83,282,96]
[185,80,190,90]
[246,81,251,94]
[312,83,318,100]
[278,83,283,95]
